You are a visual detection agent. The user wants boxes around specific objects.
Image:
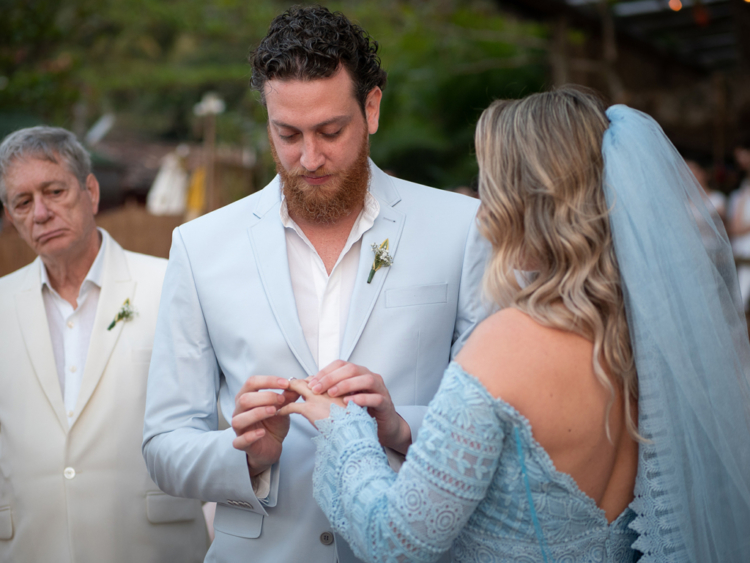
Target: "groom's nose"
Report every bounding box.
[300,137,325,172]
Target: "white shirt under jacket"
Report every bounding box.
[251,194,379,500]
[41,229,106,425]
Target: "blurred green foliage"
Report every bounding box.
[0,0,548,189]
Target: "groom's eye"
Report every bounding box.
[321,129,342,139]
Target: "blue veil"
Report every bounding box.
[603,105,750,562]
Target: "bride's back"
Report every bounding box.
[465,87,640,523]
[457,307,638,523]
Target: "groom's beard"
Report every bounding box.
[270,128,371,225]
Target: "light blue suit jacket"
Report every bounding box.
[143,161,489,562]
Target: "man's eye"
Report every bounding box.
[322,130,341,139]
[14,199,31,210]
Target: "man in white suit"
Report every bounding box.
[0,126,208,562]
[143,6,488,563]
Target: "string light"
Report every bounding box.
[669,0,682,10]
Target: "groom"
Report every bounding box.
[143,5,488,562]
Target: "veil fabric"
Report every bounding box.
[602,105,750,562]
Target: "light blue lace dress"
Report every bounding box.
[312,362,639,562]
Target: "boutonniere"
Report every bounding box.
[367,239,393,284]
[107,298,136,330]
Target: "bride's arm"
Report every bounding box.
[281,366,505,563]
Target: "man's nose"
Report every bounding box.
[32,197,52,223]
[299,137,325,172]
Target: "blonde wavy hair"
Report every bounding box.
[475,87,639,440]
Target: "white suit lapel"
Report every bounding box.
[248,182,318,376]
[15,258,68,432]
[73,235,135,426]
[340,163,405,362]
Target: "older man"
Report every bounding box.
[143,6,488,563]
[0,126,208,562]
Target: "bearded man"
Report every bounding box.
[142,6,488,563]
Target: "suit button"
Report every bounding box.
[64,467,76,479]
[320,532,334,546]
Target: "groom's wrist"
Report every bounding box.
[246,454,271,478]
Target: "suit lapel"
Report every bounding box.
[248,184,318,376]
[340,164,405,361]
[15,259,69,432]
[73,236,135,426]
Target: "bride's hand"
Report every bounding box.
[277,378,347,427]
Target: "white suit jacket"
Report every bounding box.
[0,230,208,563]
[143,162,489,563]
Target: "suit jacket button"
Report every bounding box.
[320,532,334,546]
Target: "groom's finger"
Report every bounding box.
[309,362,364,394]
[231,405,281,436]
[233,390,286,418]
[314,360,348,379]
[325,372,385,399]
[343,393,386,409]
[236,375,289,396]
[232,428,266,451]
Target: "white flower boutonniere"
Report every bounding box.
[107,298,136,331]
[367,239,393,284]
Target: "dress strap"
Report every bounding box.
[514,426,554,563]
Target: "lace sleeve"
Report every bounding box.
[312,365,505,563]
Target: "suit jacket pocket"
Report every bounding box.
[0,506,12,540]
[385,283,448,308]
[213,503,263,539]
[146,492,197,524]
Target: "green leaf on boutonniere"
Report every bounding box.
[107,298,136,330]
[367,239,393,284]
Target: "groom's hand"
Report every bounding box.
[307,361,412,454]
[231,376,299,476]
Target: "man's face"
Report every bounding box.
[265,66,381,223]
[3,156,99,262]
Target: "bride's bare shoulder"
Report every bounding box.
[455,307,594,405]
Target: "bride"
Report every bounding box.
[280,87,750,562]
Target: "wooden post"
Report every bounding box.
[204,113,217,213]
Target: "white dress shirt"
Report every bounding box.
[281,192,379,369]
[41,230,106,426]
[251,193,379,500]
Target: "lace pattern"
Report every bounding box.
[312,363,639,563]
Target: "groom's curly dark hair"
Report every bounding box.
[250,5,387,112]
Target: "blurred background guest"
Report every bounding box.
[727,133,750,309]
[685,159,726,220]
[0,126,208,562]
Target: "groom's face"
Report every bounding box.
[265,66,382,224]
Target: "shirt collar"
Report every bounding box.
[280,191,380,243]
[40,227,107,295]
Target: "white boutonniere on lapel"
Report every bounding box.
[107,298,136,331]
[367,239,393,284]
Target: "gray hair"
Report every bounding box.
[0,126,91,204]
